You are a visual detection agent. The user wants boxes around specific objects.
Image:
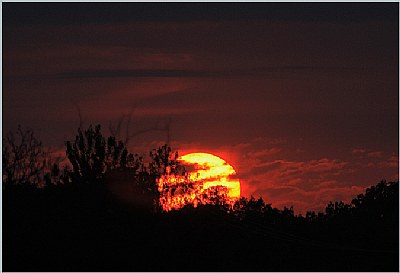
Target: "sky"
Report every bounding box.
[3,3,399,214]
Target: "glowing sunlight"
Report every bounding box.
[158,153,241,211]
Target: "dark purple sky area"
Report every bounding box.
[3,3,399,213]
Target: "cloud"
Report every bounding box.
[305,158,348,173]
[244,158,350,183]
[378,155,399,168]
[250,147,281,158]
[4,3,397,28]
[352,148,367,154]
[257,182,367,214]
[367,151,384,158]
[53,66,353,80]
[352,148,385,159]
[54,69,230,79]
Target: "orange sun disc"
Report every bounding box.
[158,152,241,211]
[179,153,241,198]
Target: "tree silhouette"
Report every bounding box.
[305,210,317,222]
[2,124,398,271]
[65,124,144,184]
[2,125,61,188]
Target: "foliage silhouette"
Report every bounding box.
[65,124,143,183]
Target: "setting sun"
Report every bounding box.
[180,153,241,197]
[158,152,241,211]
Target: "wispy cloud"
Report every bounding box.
[250,147,281,158]
[352,148,367,154]
[378,155,399,168]
[53,66,353,80]
[367,151,384,158]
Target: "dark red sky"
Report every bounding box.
[3,3,399,213]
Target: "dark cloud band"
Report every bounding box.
[54,66,352,79]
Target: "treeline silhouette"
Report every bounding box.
[3,125,399,271]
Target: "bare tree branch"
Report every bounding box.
[165,115,172,145]
[2,125,60,187]
[71,100,84,129]
[108,108,173,146]
[124,108,135,145]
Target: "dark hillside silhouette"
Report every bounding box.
[2,125,399,271]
